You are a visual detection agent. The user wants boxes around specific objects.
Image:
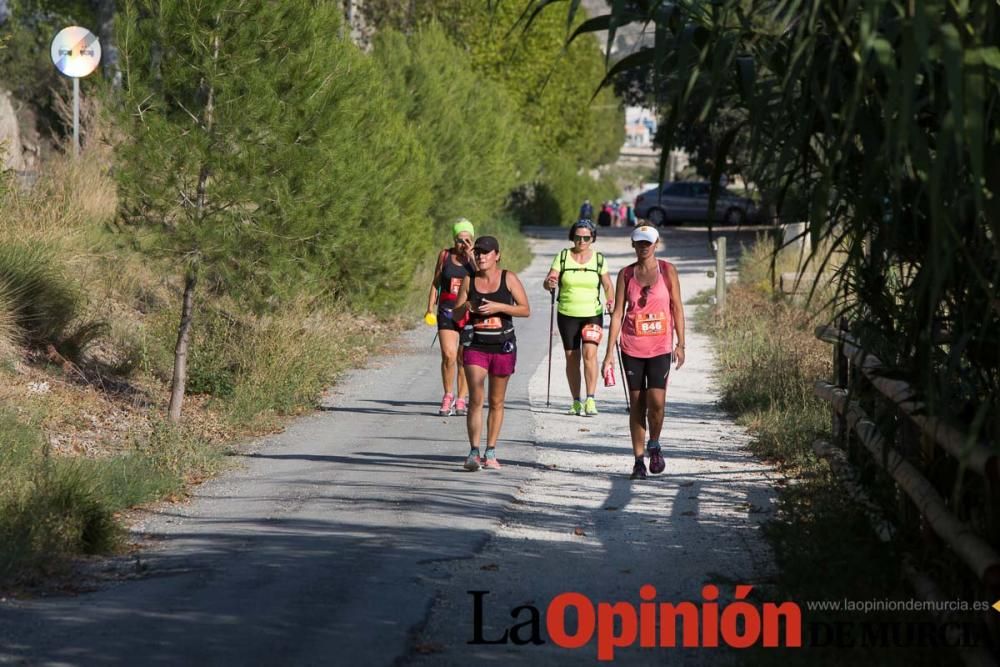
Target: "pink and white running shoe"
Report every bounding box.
[482,449,501,469]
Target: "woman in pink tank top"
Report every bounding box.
[602,225,686,480]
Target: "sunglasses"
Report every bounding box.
[633,241,653,248]
[573,235,593,242]
[473,248,495,257]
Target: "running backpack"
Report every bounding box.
[558,249,605,312]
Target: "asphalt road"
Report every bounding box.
[0,224,774,666]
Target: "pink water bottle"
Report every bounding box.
[603,364,616,387]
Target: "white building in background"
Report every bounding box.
[619,105,689,182]
[624,106,657,148]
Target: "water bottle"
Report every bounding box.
[603,363,615,387]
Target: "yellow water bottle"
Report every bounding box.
[424,311,437,326]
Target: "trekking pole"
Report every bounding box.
[546,289,555,407]
[614,301,630,411]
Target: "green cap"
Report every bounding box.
[452,218,475,239]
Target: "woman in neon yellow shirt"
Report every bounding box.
[543,219,615,416]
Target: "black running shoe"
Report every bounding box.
[648,446,665,474]
[630,459,647,480]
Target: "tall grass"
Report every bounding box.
[0,242,81,343]
[0,283,19,365]
[701,282,831,466]
[224,303,354,429]
[0,101,117,352]
[0,125,116,249]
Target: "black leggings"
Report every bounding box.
[620,352,672,391]
[557,313,604,350]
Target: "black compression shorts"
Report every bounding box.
[620,351,672,391]
[557,313,604,350]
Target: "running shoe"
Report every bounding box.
[482,449,501,470]
[566,400,583,416]
[464,449,482,471]
[439,393,455,416]
[630,459,648,480]
[584,397,598,417]
[454,396,468,416]
[648,443,665,474]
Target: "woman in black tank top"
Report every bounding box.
[451,236,530,471]
[426,222,476,417]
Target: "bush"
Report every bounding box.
[0,410,180,586]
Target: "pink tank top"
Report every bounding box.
[620,260,674,358]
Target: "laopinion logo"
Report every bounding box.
[468,584,802,661]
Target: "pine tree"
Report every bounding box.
[117,0,430,421]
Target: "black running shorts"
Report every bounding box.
[620,351,672,391]
[557,313,604,350]
[437,305,462,332]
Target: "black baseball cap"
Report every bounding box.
[473,236,500,253]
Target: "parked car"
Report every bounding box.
[633,181,757,226]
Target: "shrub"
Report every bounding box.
[0,410,191,586]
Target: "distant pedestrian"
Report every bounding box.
[603,225,686,480]
[626,204,637,226]
[580,199,593,219]
[542,218,614,416]
[597,201,612,227]
[452,236,531,471]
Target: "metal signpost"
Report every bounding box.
[50,26,101,157]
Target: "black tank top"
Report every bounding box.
[466,270,516,352]
[437,250,475,305]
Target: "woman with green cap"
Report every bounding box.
[426,218,476,416]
